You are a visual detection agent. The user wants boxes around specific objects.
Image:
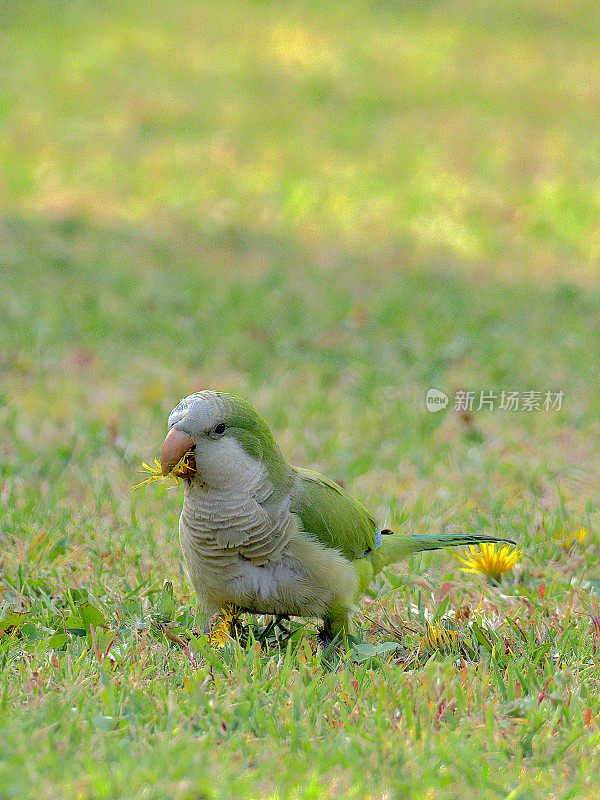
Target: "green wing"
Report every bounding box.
[291,467,379,560]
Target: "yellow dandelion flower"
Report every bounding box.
[553,528,587,549]
[420,623,463,654]
[209,605,242,649]
[132,451,196,490]
[456,542,521,583]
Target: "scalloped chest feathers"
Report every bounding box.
[179,458,294,575]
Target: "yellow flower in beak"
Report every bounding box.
[132,451,196,490]
[456,542,521,583]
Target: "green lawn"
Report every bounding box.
[2,1,600,798]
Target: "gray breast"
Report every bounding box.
[179,469,294,576]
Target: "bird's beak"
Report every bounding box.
[160,428,195,475]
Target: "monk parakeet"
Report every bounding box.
[160,391,512,641]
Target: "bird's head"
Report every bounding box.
[160,391,289,491]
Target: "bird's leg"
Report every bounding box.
[321,606,354,648]
[252,615,290,646]
[318,627,336,648]
[275,615,291,635]
[257,616,278,642]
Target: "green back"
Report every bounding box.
[291,468,379,560]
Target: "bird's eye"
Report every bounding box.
[210,423,226,438]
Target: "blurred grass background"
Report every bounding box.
[3,0,600,271]
[2,0,599,494]
[2,1,600,798]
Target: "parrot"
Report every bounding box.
[159,391,513,642]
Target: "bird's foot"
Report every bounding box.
[318,628,334,649]
[318,626,348,652]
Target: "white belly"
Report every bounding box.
[180,526,331,617]
[222,552,332,616]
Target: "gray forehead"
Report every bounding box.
[167,392,229,430]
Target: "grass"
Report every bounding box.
[2,0,600,797]
[3,0,600,275]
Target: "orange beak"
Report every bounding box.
[160,428,195,475]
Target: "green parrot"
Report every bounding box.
[160,391,512,642]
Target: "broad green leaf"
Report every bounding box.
[79,602,107,627]
[47,633,68,649]
[0,611,28,635]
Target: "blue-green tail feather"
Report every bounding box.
[362,530,516,588]
[405,531,516,552]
